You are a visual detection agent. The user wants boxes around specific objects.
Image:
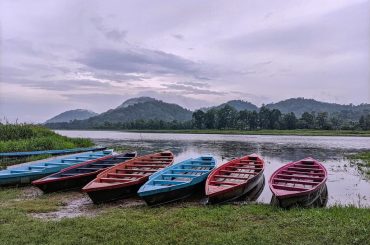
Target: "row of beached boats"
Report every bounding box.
[0,150,328,208]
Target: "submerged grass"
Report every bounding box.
[350,152,370,178]
[0,187,369,245]
[121,129,370,137]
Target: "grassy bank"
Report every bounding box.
[0,124,93,152]
[0,124,94,168]
[117,129,370,137]
[350,152,370,178]
[0,187,369,245]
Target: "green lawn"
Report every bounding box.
[0,187,369,245]
[119,129,370,137]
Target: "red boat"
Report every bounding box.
[82,151,174,204]
[205,154,265,204]
[269,157,328,208]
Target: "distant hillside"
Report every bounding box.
[88,98,192,124]
[266,98,370,119]
[204,100,258,112]
[46,98,193,128]
[116,97,156,109]
[45,109,98,123]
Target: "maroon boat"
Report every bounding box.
[269,157,328,208]
[205,154,265,204]
[32,152,137,193]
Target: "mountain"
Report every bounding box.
[116,97,156,109]
[203,100,258,112]
[265,98,370,119]
[45,109,98,123]
[63,98,193,127]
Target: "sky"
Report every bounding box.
[0,0,369,122]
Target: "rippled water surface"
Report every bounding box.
[57,130,370,207]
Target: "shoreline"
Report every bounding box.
[54,128,370,137]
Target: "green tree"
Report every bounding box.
[249,111,259,130]
[216,105,237,129]
[192,110,205,129]
[316,112,329,129]
[301,112,315,129]
[258,106,271,129]
[282,112,297,129]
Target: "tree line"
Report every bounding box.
[46,105,370,131]
[191,105,370,130]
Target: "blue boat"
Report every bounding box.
[138,156,216,206]
[0,146,107,158]
[0,150,113,186]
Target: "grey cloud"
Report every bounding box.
[176,81,209,88]
[77,48,202,77]
[3,38,39,56]
[223,2,368,55]
[91,17,127,42]
[77,67,147,83]
[162,83,225,95]
[6,79,114,92]
[62,93,126,112]
[172,34,184,40]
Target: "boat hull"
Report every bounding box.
[271,183,328,208]
[141,181,205,206]
[207,173,264,204]
[0,146,107,158]
[0,173,50,186]
[85,184,141,204]
[35,174,97,193]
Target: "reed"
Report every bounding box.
[0,123,93,152]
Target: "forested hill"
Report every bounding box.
[90,99,192,123]
[45,98,193,128]
[116,97,157,109]
[45,97,370,129]
[45,109,97,123]
[266,98,370,120]
[206,100,258,112]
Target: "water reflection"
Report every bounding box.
[56,130,370,207]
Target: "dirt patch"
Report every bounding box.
[30,191,146,221]
[21,186,43,199]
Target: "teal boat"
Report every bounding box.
[0,150,113,186]
[0,146,107,158]
[138,156,216,206]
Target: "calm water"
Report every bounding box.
[57,130,370,207]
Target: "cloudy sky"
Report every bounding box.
[0,0,369,122]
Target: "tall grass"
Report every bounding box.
[0,123,93,152]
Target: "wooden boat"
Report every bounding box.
[82,151,174,204]
[32,152,137,193]
[205,154,265,204]
[0,150,113,186]
[138,156,216,206]
[269,157,328,208]
[0,146,107,158]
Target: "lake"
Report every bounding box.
[57,130,370,207]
